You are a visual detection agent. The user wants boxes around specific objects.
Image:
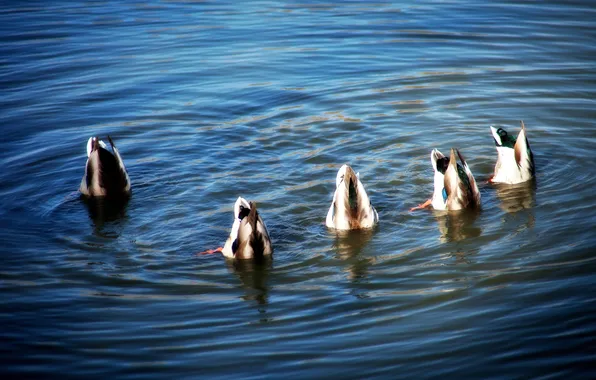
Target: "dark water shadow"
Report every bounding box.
[81,196,129,237]
[227,258,272,318]
[329,228,376,282]
[494,180,537,214]
[434,209,482,243]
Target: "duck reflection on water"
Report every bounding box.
[82,196,129,237]
[494,181,536,235]
[494,180,536,214]
[330,228,376,282]
[434,209,482,244]
[227,256,272,309]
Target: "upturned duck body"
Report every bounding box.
[221,197,273,260]
[490,121,535,184]
[326,164,378,230]
[430,148,481,211]
[80,136,131,198]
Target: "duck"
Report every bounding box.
[206,197,273,260]
[411,148,481,211]
[326,164,379,230]
[80,136,131,198]
[489,121,535,184]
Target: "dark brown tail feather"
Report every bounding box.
[97,146,127,198]
[453,149,480,209]
[444,148,458,202]
[455,149,466,167]
[457,149,481,208]
[445,148,469,209]
[247,202,265,259]
[97,136,128,198]
[247,202,258,232]
[343,167,364,229]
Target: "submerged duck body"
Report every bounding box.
[430,148,481,211]
[222,197,273,260]
[80,136,131,198]
[326,164,378,230]
[490,121,535,184]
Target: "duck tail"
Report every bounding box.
[443,148,462,207]
[85,138,103,194]
[515,121,535,175]
[107,135,125,170]
[106,136,131,195]
[247,202,258,231]
[343,166,359,213]
[247,202,265,259]
[107,135,115,150]
[456,149,481,208]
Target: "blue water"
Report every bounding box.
[1,1,596,378]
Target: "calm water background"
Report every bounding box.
[1,1,596,378]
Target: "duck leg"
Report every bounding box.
[410,199,432,211]
[198,247,223,255]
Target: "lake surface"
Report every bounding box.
[1,1,596,378]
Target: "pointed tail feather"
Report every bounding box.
[444,148,459,198]
[514,121,535,174]
[107,135,124,167]
[348,177,358,211]
[521,121,535,175]
[456,149,481,208]
[106,136,131,194]
[247,202,265,259]
[514,126,524,168]
[108,135,115,150]
[343,166,360,219]
[444,148,466,209]
[247,202,258,232]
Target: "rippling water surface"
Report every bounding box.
[1,1,596,378]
